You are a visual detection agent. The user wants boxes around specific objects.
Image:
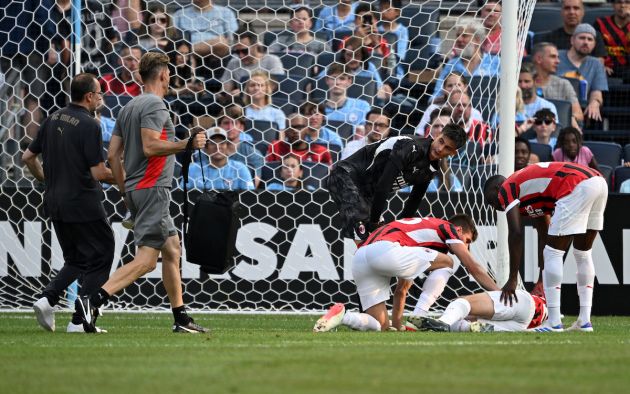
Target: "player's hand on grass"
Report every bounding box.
[500,279,518,307]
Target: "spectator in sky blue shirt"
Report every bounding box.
[431,23,500,99]
[323,63,371,127]
[173,0,237,60]
[182,128,254,191]
[314,0,357,39]
[300,102,344,148]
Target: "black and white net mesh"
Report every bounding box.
[0,0,536,312]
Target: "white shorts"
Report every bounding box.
[352,241,439,310]
[548,176,608,236]
[477,290,535,332]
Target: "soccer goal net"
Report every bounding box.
[0,0,536,312]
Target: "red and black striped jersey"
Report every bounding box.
[361,217,463,253]
[594,15,630,73]
[498,162,601,218]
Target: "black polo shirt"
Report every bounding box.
[28,103,107,222]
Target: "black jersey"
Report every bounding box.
[336,135,439,222]
[28,103,107,223]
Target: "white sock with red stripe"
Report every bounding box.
[543,245,565,327]
[412,267,453,315]
[341,312,381,331]
[574,248,594,324]
[438,298,471,326]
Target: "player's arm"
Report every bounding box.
[90,162,115,184]
[392,278,413,330]
[502,205,524,306]
[449,242,500,291]
[141,128,207,157]
[369,161,399,224]
[107,134,127,194]
[400,181,429,218]
[22,149,44,182]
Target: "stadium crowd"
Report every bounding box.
[2,0,630,192]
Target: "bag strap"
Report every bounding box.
[181,130,206,245]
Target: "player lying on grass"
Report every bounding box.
[314,215,499,332]
[407,290,548,332]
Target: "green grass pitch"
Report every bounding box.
[1,313,629,394]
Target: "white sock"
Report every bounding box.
[413,267,453,315]
[450,319,471,332]
[543,245,565,326]
[341,311,382,331]
[439,298,471,325]
[574,248,595,324]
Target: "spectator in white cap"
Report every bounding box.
[557,23,609,122]
[182,127,255,191]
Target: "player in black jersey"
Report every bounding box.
[326,123,467,241]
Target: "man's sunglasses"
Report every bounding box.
[534,119,554,125]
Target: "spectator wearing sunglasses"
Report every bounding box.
[529,108,558,150]
[220,31,284,97]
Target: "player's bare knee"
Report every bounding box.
[432,253,454,270]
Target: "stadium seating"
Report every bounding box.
[584,141,623,168]
[400,5,440,71]
[547,98,572,128]
[303,161,330,189]
[598,164,613,190]
[529,7,563,34]
[325,120,354,142]
[624,144,630,163]
[245,120,279,156]
[103,94,132,118]
[530,142,553,162]
[276,52,316,77]
[614,165,630,192]
[469,164,498,190]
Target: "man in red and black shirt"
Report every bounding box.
[484,162,608,332]
[593,0,630,79]
[313,214,498,333]
[266,114,333,165]
[100,46,143,96]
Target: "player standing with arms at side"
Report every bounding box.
[484,162,608,332]
[76,52,208,333]
[24,73,114,333]
[326,123,467,243]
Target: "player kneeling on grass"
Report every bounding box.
[314,242,454,332]
[408,290,548,332]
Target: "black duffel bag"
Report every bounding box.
[181,131,243,274]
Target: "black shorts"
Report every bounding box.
[52,218,115,272]
[326,165,371,239]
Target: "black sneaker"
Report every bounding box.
[172,318,210,333]
[75,296,100,333]
[419,317,451,332]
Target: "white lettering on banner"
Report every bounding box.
[279,224,339,280]
[0,222,626,285]
[232,222,278,280]
[0,221,41,277]
[343,238,357,280]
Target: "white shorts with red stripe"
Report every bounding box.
[352,241,438,310]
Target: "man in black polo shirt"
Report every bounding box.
[326,123,467,242]
[23,73,115,333]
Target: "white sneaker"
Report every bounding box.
[313,303,345,332]
[33,297,55,332]
[530,323,564,333]
[67,322,108,333]
[566,320,593,332]
[470,321,495,332]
